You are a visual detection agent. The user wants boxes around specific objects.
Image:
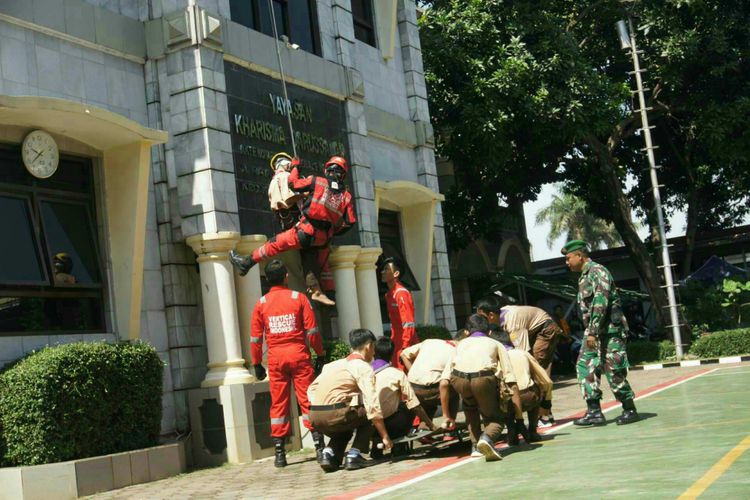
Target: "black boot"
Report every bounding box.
[506,417,519,446]
[312,431,326,463]
[229,250,256,277]
[615,399,640,425]
[574,400,606,426]
[273,437,287,468]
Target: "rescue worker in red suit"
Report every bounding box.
[250,259,328,467]
[381,257,419,370]
[230,156,356,306]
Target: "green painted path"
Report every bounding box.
[376,366,750,499]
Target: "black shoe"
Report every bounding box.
[476,434,502,462]
[370,446,383,460]
[319,449,339,473]
[574,400,606,426]
[273,438,287,468]
[345,454,367,471]
[528,432,543,442]
[615,400,640,425]
[312,431,325,463]
[229,250,256,277]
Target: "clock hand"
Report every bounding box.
[32,150,43,163]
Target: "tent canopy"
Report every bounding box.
[682,255,748,285]
[491,271,650,302]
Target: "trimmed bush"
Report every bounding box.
[315,339,351,362]
[0,341,163,467]
[416,324,452,341]
[689,328,750,358]
[626,340,676,365]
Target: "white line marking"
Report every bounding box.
[644,364,663,370]
[357,367,720,500]
[680,360,701,367]
[719,356,742,364]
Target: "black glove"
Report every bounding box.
[253,364,267,381]
[314,354,327,374]
[515,418,530,442]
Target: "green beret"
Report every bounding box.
[561,239,589,255]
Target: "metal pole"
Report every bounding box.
[267,0,297,157]
[626,19,684,357]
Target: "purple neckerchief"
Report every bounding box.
[503,344,514,351]
[469,331,487,338]
[498,308,508,328]
[372,359,390,374]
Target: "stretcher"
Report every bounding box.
[378,422,469,459]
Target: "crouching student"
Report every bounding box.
[494,330,553,445]
[308,329,393,472]
[400,337,459,433]
[449,314,523,462]
[371,338,436,458]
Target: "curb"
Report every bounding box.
[631,355,750,371]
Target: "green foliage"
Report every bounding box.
[690,328,750,358]
[0,341,163,467]
[416,324,453,341]
[679,280,734,334]
[318,340,350,362]
[720,279,750,326]
[627,340,676,365]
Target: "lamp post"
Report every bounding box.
[616,19,684,357]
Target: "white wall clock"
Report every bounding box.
[22,130,60,179]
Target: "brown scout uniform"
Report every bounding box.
[308,353,382,457]
[374,363,421,439]
[449,334,517,444]
[400,339,457,418]
[501,305,563,369]
[506,349,553,412]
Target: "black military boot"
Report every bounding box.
[574,400,606,426]
[273,437,287,468]
[312,431,326,463]
[615,399,640,425]
[228,250,256,276]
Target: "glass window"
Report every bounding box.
[230,0,320,55]
[351,0,376,47]
[0,195,46,285]
[0,295,104,333]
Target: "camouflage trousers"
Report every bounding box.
[576,334,635,402]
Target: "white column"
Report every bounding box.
[234,234,267,370]
[328,245,362,341]
[186,232,254,387]
[355,247,384,337]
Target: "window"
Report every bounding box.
[351,0,376,46]
[230,0,321,55]
[0,148,105,334]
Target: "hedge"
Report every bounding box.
[690,328,750,359]
[416,324,453,341]
[0,341,163,467]
[626,340,676,366]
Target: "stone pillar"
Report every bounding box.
[186,232,254,387]
[234,235,267,369]
[328,245,362,341]
[355,247,384,337]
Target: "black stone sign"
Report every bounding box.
[225,61,359,245]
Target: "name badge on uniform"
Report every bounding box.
[330,181,339,190]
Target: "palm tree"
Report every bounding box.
[535,188,623,250]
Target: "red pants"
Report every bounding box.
[268,350,316,438]
[252,221,335,291]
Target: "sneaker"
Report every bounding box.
[537,418,555,429]
[470,445,483,458]
[476,435,502,462]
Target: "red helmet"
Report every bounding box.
[325,156,349,175]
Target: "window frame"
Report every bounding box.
[0,191,50,287]
[231,0,322,56]
[351,0,377,47]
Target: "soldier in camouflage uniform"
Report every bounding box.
[562,240,639,426]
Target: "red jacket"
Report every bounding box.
[288,167,356,235]
[386,282,418,355]
[250,286,323,364]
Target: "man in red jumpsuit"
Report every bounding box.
[230,156,356,306]
[250,259,327,467]
[381,257,419,370]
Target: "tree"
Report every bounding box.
[535,188,622,250]
[420,0,750,331]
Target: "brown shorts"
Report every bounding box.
[531,321,563,369]
[518,385,542,412]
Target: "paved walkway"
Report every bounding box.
[90,364,739,500]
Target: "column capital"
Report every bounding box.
[236,234,268,255]
[186,231,240,259]
[354,246,382,270]
[329,245,362,270]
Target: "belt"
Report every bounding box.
[452,369,495,379]
[411,382,440,391]
[310,402,348,411]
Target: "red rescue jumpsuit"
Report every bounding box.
[386,281,419,370]
[251,167,356,291]
[251,286,324,437]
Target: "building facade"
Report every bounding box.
[0,0,455,459]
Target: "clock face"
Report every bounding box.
[22,130,60,179]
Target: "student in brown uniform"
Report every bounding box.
[449,314,523,462]
[493,329,552,445]
[308,329,393,472]
[400,337,459,431]
[371,337,436,457]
